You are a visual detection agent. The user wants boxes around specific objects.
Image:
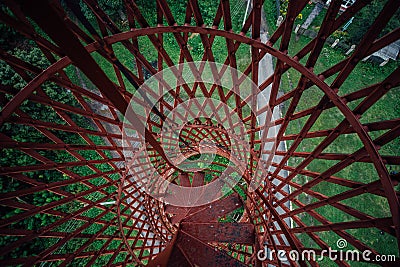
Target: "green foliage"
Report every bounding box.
[264,0,279,32]
[331,29,348,39]
[344,0,400,44]
[75,0,125,23]
[279,0,289,16]
[0,44,117,261]
[0,4,25,50]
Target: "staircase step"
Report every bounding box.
[181,222,255,244]
[178,172,191,187]
[183,193,243,222]
[165,190,243,224]
[192,171,205,186]
[177,231,247,267]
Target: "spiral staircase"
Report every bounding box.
[0,0,399,266]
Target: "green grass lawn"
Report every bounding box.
[278,33,400,265]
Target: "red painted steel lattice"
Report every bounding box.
[0,0,399,266]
